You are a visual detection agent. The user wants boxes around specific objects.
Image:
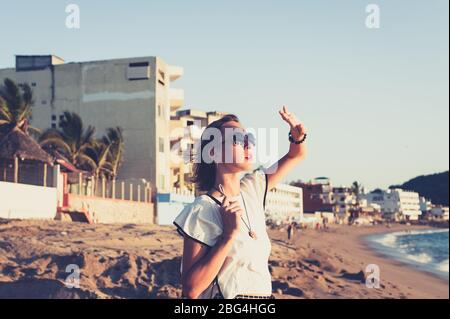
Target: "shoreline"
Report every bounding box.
[361,228,449,282]
[268,223,449,299]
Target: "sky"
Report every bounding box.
[0,0,448,191]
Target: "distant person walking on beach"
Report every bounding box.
[174,107,308,299]
[322,216,329,230]
[287,223,295,242]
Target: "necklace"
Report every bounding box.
[213,185,257,240]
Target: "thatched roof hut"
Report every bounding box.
[0,127,54,165]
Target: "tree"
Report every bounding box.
[0,78,40,139]
[102,127,124,180]
[39,111,95,169]
[352,181,363,196]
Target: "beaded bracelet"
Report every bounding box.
[288,131,307,144]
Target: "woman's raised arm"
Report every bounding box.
[265,106,308,191]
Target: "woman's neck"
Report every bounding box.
[212,171,241,198]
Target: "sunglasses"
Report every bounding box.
[226,132,256,149]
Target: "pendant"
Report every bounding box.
[249,231,257,240]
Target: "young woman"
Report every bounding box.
[173,106,308,299]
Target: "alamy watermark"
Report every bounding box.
[169,124,283,174]
[65,4,80,29]
[366,4,381,29]
[65,264,80,289]
[365,264,381,289]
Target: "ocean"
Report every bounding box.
[366,229,449,280]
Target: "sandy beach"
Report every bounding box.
[0,218,447,299]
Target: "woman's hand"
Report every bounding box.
[219,196,242,240]
[279,105,307,140]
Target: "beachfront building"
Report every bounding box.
[293,177,364,224]
[293,177,334,213]
[430,206,449,221]
[419,196,433,214]
[363,188,422,221]
[0,54,184,194]
[265,183,303,224]
[332,186,358,223]
[169,109,227,193]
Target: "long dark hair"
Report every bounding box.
[192,114,240,192]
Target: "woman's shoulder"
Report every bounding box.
[177,195,218,219]
[173,194,223,247]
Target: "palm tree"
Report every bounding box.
[352,181,362,197]
[83,139,113,195]
[39,111,95,169]
[0,78,40,139]
[102,127,124,180]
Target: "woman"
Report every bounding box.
[173,106,307,299]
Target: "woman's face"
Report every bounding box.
[215,121,255,173]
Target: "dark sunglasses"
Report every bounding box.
[231,132,256,148]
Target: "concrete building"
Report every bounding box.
[265,183,303,224]
[430,206,449,221]
[363,188,422,221]
[169,109,227,192]
[0,55,184,193]
[294,177,334,213]
[419,196,433,214]
[332,186,358,222]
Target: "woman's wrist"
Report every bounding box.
[288,130,307,144]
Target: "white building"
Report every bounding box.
[265,183,303,224]
[419,196,433,213]
[363,188,422,221]
[430,207,449,221]
[332,186,357,221]
[0,55,184,193]
[170,109,227,192]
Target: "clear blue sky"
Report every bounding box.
[1,0,448,191]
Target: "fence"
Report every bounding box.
[67,173,152,203]
[0,158,54,187]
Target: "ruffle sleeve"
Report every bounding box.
[173,199,223,247]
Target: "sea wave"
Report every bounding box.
[405,253,433,264]
[367,229,449,279]
[436,259,449,273]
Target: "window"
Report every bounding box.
[51,123,56,129]
[51,115,56,120]
[187,120,194,126]
[31,82,36,87]
[127,62,150,81]
[159,137,164,153]
[158,70,165,86]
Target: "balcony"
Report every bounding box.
[168,65,183,81]
[170,88,184,111]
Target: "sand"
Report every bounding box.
[0,218,447,299]
[269,224,448,299]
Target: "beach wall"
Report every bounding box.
[68,194,154,224]
[0,181,57,219]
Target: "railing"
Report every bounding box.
[0,158,54,187]
[67,173,152,203]
[170,187,195,197]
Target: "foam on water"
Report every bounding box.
[367,229,449,279]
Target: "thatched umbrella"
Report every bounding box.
[0,127,53,183]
